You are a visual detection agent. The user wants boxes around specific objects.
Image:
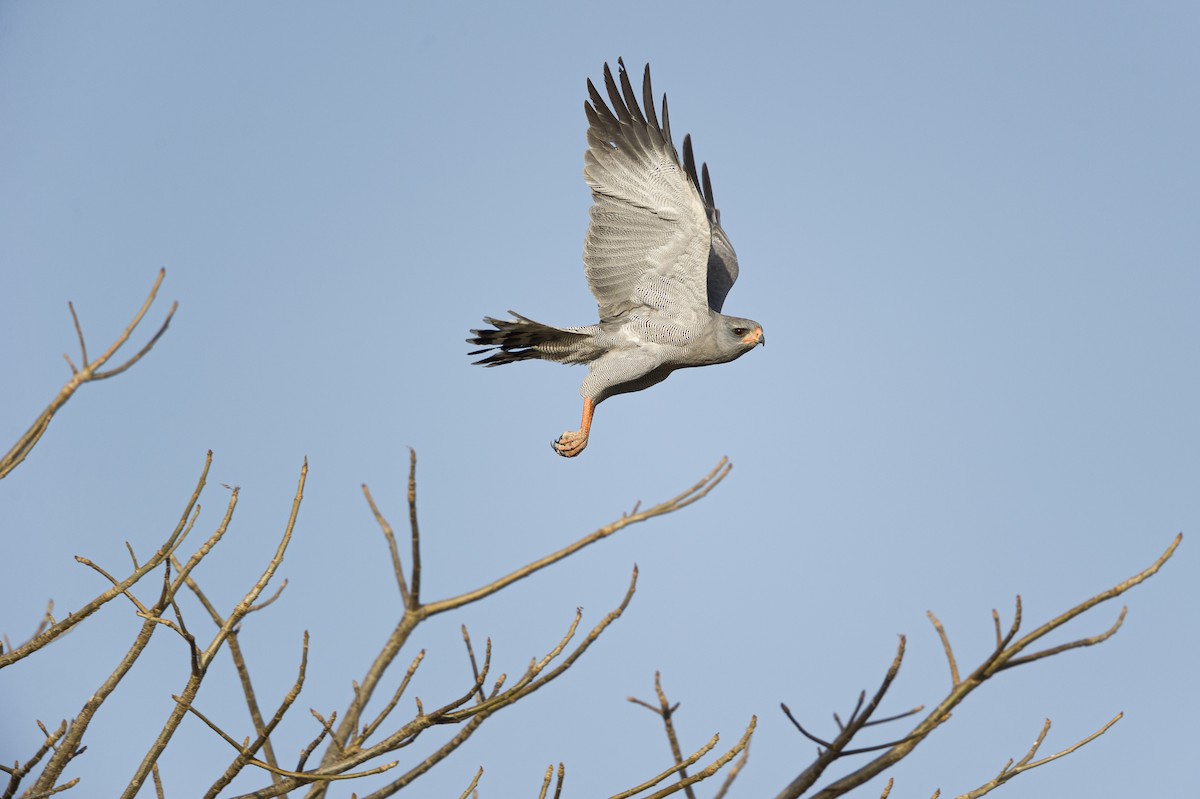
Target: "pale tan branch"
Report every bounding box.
[997,608,1127,671]
[352,715,489,799]
[441,567,637,724]
[628,716,756,799]
[1,720,67,798]
[537,764,555,799]
[422,458,730,617]
[956,714,1123,798]
[357,650,427,747]
[173,554,285,785]
[796,535,1181,799]
[459,767,484,799]
[987,535,1179,675]
[0,269,175,480]
[927,611,959,687]
[1,600,55,658]
[203,632,310,798]
[120,460,307,799]
[362,481,410,607]
[151,763,164,799]
[459,626,489,706]
[29,597,167,794]
[607,734,719,799]
[182,695,396,784]
[711,733,751,799]
[318,458,730,785]
[20,776,80,798]
[628,672,695,799]
[0,452,210,669]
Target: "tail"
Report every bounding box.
[467,312,595,367]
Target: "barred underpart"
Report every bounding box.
[468,313,598,366]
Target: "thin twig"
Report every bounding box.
[458,767,484,799]
[407,448,422,608]
[927,611,959,687]
[790,535,1182,799]
[363,482,410,607]
[0,452,210,669]
[956,714,1123,798]
[629,672,695,799]
[314,458,732,791]
[0,269,175,480]
[121,460,307,799]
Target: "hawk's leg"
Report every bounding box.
[553,398,595,458]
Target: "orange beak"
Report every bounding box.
[741,327,765,346]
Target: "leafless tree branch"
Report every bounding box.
[0,270,175,481]
[0,453,210,669]
[955,714,1123,798]
[776,534,1181,799]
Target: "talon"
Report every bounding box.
[552,398,595,458]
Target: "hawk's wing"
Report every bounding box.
[682,136,740,313]
[582,61,734,321]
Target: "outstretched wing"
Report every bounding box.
[582,61,719,322]
[682,136,740,313]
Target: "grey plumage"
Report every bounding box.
[468,59,764,457]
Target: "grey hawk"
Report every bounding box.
[469,59,764,457]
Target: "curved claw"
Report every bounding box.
[553,430,589,458]
[552,398,595,459]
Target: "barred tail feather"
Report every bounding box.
[467,312,594,366]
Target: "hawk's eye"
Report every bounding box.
[732,327,748,336]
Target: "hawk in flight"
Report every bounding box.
[469,60,764,457]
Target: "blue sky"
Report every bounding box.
[1,2,1197,797]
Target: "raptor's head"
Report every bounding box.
[714,315,765,363]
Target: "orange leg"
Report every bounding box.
[552,398,595,458]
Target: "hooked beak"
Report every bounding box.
[741,327,765,347]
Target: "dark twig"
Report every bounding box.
[407,448,421,608]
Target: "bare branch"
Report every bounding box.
[927,611,959,687]
[997,608,1127,671]
[619,716,756,799]
[1,720,67,799]
[711,732,751,799]
[203,632,310,798]
[67,301,88,369]
[357,650,427,747]
[462,626,487,704]
[422,457,730,617]
[777,636,911,798]
[629,673,697,799]
[362,481,410,607]
[791,535,1182,799]
[407,448,422,608]
[459,767,484,799]
[121,459,307,799]
[607,735,719,799]
[0,452,210,669]
[956,714,1123,798]
[151,763,164,799]
[0,269,175,480]
[316,458,731,786]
